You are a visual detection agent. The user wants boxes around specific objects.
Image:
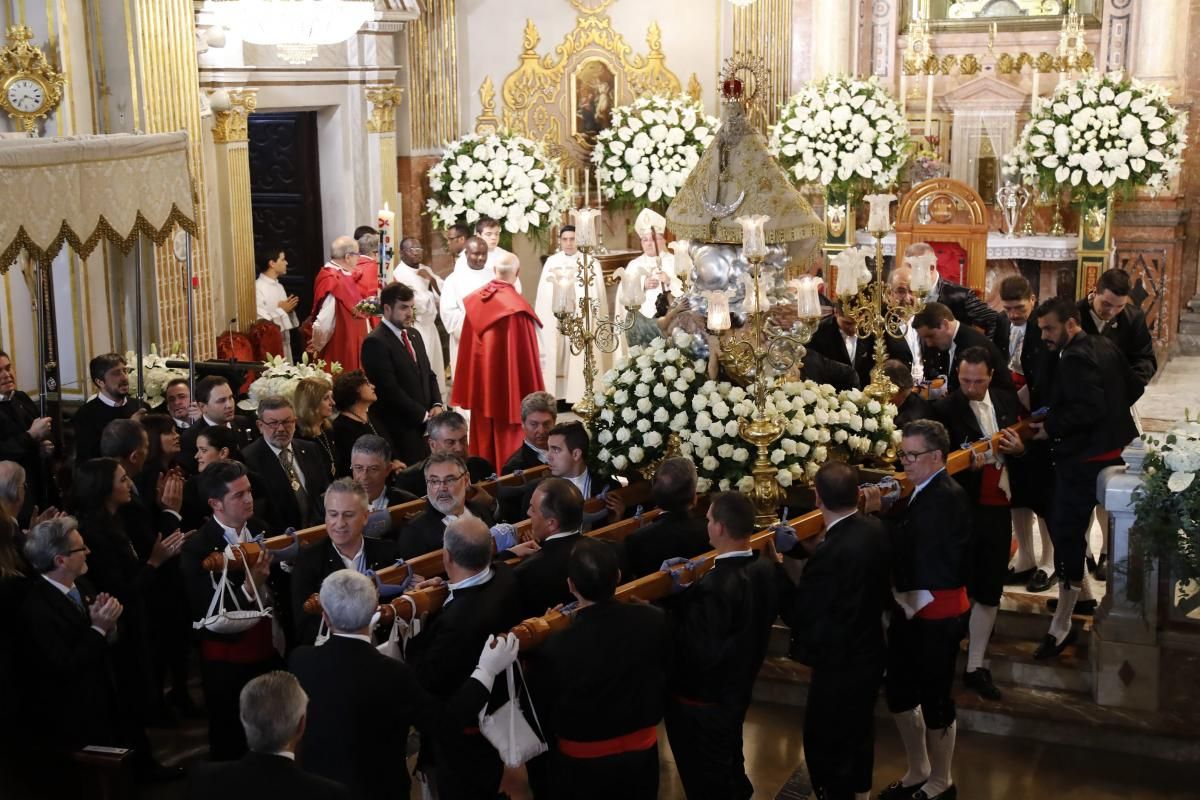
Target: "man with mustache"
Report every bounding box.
[395,453,497,560]
[72,353,147,461]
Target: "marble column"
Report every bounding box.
[810,0,856,80]
[210,89,259,330]
[1131,0,1187,92]
[366,86,404,250]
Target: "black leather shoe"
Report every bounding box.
[1026,568,1055,593]
[1005,566,1035,585]
[1093,554,1108,582]
[913,786,957,800]
[878,779,926,799]
[1047,598,1097,615]
[963,667,1002,700]
[1033,627,1078,660]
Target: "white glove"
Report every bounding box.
[471,633,521,691]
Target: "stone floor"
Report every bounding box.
[1137,355,1200,432]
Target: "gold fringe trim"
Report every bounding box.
[0,206,199,270]
[668,221,825,246]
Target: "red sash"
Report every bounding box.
[200,618,275,664]
[979,464,1009,507]
[558,726,657,759]
[916,588,969,620]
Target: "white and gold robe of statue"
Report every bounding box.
[393,262,447,400]
[533,250,609,405]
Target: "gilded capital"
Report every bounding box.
[366,86,404,134]
[211,89,258,144]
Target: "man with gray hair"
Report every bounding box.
[289,478,402,645]
[348,434,417,532]
[186,671,347,798]
[311,234,369,372]
[396,452,497,559]
[19,517,124,754]
[290,569,519,799]
[501,390,557,475]
[243,396,330,532]
[395,409,496,496]
[623,457,710,579]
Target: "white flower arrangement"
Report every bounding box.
[1004,69,1188,199]
[769,75,910,200]
[426,132,571,234]
[125,344,187,409]
[591,94,718,208]
[827,389,901,460]
[238,354,340,412]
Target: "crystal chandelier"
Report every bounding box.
[212,0,376,65]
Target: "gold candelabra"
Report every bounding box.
[553,241,633,427]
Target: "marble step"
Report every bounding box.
[753,658,1200,762]
[994,589,1095,641]
[959,634,1091,694]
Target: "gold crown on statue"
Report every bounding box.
[719,53,768,105]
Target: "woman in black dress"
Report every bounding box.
[330,369,398,477]
[295,376,338,478]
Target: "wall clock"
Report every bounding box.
[0,25,64,134]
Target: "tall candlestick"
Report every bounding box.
[1031,68,1040,115]
[571,207,601,248]
[377,202,395,269]
[899,65,907,116]
[595,169,603,206]
[584,169,590,208]
[924,71,935,138]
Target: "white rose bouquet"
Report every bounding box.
[826,389,901,461]
[426,132,571,234]
[238,353,340,412]
[770,75,910,201]
[1134,418,1200,582]
[1004,69,1188,199]
[125,344,187,408]
[592,94,718,209]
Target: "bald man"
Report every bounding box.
[311,235,370,371]
[892,243,1007,350]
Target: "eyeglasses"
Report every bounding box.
[260,418,297,429]
[425,473,465,488]
[66,547,88,555]
[897,448,937,463]
[352,465,385,476]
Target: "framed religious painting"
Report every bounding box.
[571,56,618,149]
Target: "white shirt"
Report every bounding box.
[565,469,592,498]
[445,566,494,605]
[214,516,255,545]
[903,321,925,384]
[369,492,390,512]
[1089,307,1108,334]
[271,751,297,761]
[255,273,299,332]
[715,549,754,561]
[97,392,126,408]
[333,541,365,572]
[380,317,409,344]
[202,414,230,429]
[331,632,372,645]
[969,390,999,439]
[523,440,549,463]
[946,320,961,371]
[440,265,495,339]
[824,510,856,534]
[544,530,581,544]
[1008,323,1026,374]
[842,331,858,363]
[909,467,946,502]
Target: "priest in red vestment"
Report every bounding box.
[310,235,370,372]
[451,259,544,467]
[353,225,382,330]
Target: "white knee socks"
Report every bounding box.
[893,708,930,787]
[923,722,957,796]
[1036,514,1055,571]
[966,603,998,672]
[1011,508,1036,572]
[1048,583,1080,643]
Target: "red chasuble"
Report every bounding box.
[312,264,369,372]
[452,280,544,466]
[354,254,381,328]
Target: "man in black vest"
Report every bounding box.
[664,491,778,800]
[243,396,330,533]
[622,457,709,579]
[778,462,891,800]
[913,302,1013,393]
[1031,298,1142,659]
[361,282,444,465]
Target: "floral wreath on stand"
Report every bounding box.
[591,94,718,210]
[1004,69,1187,199]
[238,354,341,412]
[769,74,911,202]
[425,132,571,236]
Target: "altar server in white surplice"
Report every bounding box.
[393,236,448,401]
[450,217,523,293]
[441,235,515,384]
[534,225,609,405]
[255,248,300,362]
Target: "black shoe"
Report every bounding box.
[913,786,957,800]
[878,779,926,799]
[1026,568,1055,593]
[1093,554,1108,582]
[1047,598,1097,615]
[1005,566,1035,585]
[1033,627,1078,660]
[963,667,1002,700]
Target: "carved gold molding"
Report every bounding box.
[365,85,404,134]
[687,72,701,103]
[902,49,1094,76]
[474,75,500,135]
[211,89,258,144]
[406,0,458,150]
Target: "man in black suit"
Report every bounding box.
[242,396,330,533]
[526,539,669,799]
[347,434,418,539]
[536,421,623,529]
[290,478,402,645]
[0,350,55,518]
[180,461,282,760]
[507,477,589,619]
[101,418,187,545]
[180,376,257,472]
[406,516,524,798]
[395,453,497,559]
[395,410,496,496]
[71,353,147,462]
[900,242,1008,346]
[1078,268,1157,386]
[501,390,557,474]
[777,462,891,800]
[998,275,1056,593]
[809,302,913,389]
[801,348,860,391]
[883,359,933,428]
[165,377,201,433]
[913,301,1013,393]
[1031,298,1142,660]
[933,348,1026,702]
[361,282,444,465]
[186,671,348,800]
[290,569,518,799]
[664,492,778,800]
[623,457,709,579]
[866,419,968,800]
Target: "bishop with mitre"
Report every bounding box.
[534,224,609,405]
[451,258,545,467]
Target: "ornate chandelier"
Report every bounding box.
[211,0,376,65]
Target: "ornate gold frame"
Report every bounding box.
[475,6,680,169]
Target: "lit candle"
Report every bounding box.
[668,240,693,280]
[584,169,590,208]
[924,71,935,138]
[704,290,732,331]
[570,207,601,248]
[617,266,647,308]
[908,251,937,294]
[735,214,770,260]
[1031,67,1040,115]
[377,202,395,268]
[551,268,576,315]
